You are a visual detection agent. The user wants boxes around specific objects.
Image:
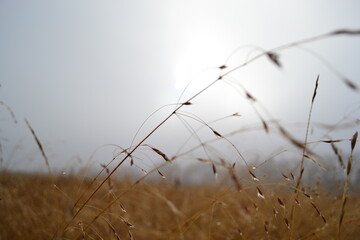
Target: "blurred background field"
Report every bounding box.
[1,170,360,240]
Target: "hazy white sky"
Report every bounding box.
[1,1,359,173]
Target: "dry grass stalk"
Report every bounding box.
[278,197,285,209]
[337,131,358,240]
[331,142,345,169]
[156,168,165,178]
[228,166,242,191]
[0,101,17,124]
[100,163,115,238]
[24,118,51,175]
[256,187,265,199]
[266,51,282,68]
[278,126,305,150]
[289,76,320,239]
[147,145,172,163]
[0,142,3,168]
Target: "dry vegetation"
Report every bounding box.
[1,29,360,240]
[1,170,360,240]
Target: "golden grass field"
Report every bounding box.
[1,169,360,240]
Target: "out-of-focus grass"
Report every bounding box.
[1,171,359,240]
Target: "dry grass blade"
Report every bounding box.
[290,172,295,180]
[197,158,212,163]
[256,186,265,199]
[321,215,327,224]
[346,159,352,177]
[338,131,358,240]
[296,75,320,176]
[119,202,126,213]
[311,75,319,103]
[343,78,359,91]
[331,29,360,35]
[147,145,171,162]
[273,207,279,216]
[278,126,304,149]
[252,202,259,211]
[320,139,346,143]
[312,205,325,224]
[331,142,345,169]
[264,221,269,234]
[210,127,223,138]
[105,221,121,240]
[128,230,134,240]
[24,118,51,175]
[212,163,217,177]
[290,75,320,237]
[266,51,282,68]
[302,191,312,200]
[303,154,324,169]
[278,197,285,208]
[346,132,358,176]
[249,170,259,181]
[351,131,358,151]
[284,217,290,229]
[229,167,242,191]
[338,196,348,240]
[261,119,269,133]
[310,202,323,220]
[0,101,17,124]
[124,219,135,229]
[0,142,3,167]
[282,173,290,181]
[245,91,256,101]
[157,169,165,178]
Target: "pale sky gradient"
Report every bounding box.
[1,1,359,174]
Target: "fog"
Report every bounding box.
[1,1,359,184]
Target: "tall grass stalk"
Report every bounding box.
[337,131,358,240]
[289,75,319,239]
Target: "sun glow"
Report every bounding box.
[173,31,229,92]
